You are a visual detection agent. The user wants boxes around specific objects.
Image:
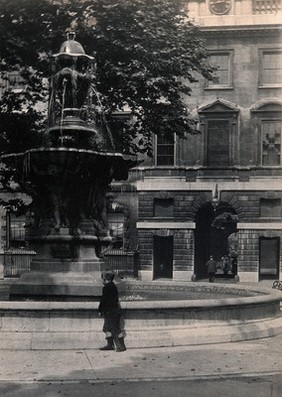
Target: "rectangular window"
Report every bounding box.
[156,134,175,166]
[261,120,282,165]
[6,212,26,249]
[206,119,230,166]
[108,213,124,249]
[260,50,282,86]
[7,71,24,92]
[207,52,233,88]
[154,198,174,218]
[260,198,281,217]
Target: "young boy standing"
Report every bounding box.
[98,270,126,352]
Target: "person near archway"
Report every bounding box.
[205,255,217,282]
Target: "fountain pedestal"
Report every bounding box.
[10,228,114,300]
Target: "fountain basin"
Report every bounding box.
[0,282,281,350]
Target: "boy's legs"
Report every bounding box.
[108,312,126,352]
[100,316,115,350]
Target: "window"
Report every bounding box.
[260,50,282,87]
[206,119,231,166]
[207,52,233,88]
[108,213,124,249]
[261,120,282,165]
[260,198,281,218]
[154,198,174,218]
[8,72,23,91]
[6,212,26,249]
[156,134,175,166]
[253,0,281,14]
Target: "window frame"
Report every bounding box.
[206,50,234,90]
[259,48,282,88]
[260,198,282,219]
[153,198,174,218]
[107,212,125,250]
[260,118,282,166]
[155,133,176,167]
[6,211,26,249]
[203,116,236,167]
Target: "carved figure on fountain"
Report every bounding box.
[47,32,112,152]
[24,162,112,238]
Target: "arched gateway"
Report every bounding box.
[194,201,238,279]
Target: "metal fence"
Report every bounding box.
[2,249,139,278]
[104,250,139,278]
[3,249,36,278]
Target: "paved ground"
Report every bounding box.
[0,335,281,396]
[0,375,281,397]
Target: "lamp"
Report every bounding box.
[211,184,219,210]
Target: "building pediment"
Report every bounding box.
[251,99,282,113]
[198,98,239,113]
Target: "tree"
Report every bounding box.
[89,0,213,155]
[0,0,213,158]
[0,0,213,212]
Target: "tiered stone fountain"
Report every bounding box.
[0,34,281,349]
[2,33,137,299]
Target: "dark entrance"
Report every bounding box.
[153,235,173,279]
[195,202,238,279]
[259,237,280,279]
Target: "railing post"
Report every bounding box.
[0,253,4,279]
[133,250,139,279]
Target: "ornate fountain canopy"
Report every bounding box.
[52,32,94,60]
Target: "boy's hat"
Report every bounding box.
[101,270,115,281]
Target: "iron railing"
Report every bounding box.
[104,250,139,278]
[2,249,139,278]
[3,249,36,278]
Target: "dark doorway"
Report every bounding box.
[194,202,238,279]
[153,235,173,279]
[259,237,280,280]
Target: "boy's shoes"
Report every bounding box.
[115,337,127,352]
[100,337,114,351]
[100,345,115,351]
[116,346,127,352]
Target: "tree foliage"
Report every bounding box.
[0,0,213,158]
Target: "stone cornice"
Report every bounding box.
[200,25,282,36]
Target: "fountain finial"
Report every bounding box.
[67,31,76,41]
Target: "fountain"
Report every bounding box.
[1,33,137,299]
[0,34,281,349]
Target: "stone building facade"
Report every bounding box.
[134,0,282,282]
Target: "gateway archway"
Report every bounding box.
[194,202,238,279]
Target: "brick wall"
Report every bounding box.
[138,229,194,271]
[222,191,282,221]
[138,191,209,221]
[238,229,282,274]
